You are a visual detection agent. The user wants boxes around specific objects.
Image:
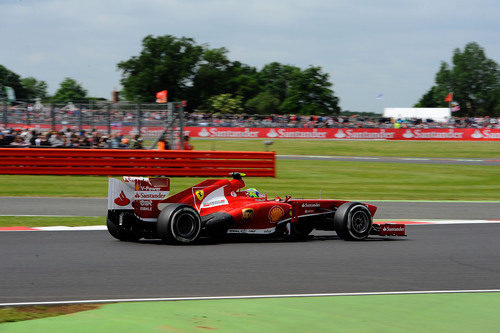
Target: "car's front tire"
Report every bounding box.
[157,204,202,244]
[334,202,373,241]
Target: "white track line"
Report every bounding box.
[1,220,500,232]
[2,289,500,307]
[37,226,107,231]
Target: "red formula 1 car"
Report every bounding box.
[107,173,406,244]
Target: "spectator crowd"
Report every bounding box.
[3,103,499,132]
[0,127,145,149]
[0,109,500,150]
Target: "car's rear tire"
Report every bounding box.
[334,202,373,241]
[157,204,201,244]
[107,212,141,241]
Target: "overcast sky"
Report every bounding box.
[1,0,498,113]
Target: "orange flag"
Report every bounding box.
[444,92,453,102]
[156,90,167,103]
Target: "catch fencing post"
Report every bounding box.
[136,103,142,136]
[89,100,94,130]
[25,103,30,127]
[178,103,184,149]
[50,103,55,131]
[167,102,174,146]
[106,103,111,136]
[78,103,83,132]
[2,100,7,126]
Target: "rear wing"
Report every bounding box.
[108,177,170,221]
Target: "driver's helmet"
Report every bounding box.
[246,188,260,198]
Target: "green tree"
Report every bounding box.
[117,35,204,102]
[116,35,342,114]
[258,62,299,103]
[208,93,243,113]
[245,91,280,114]
[188,47,232,109]
[225,61,259,102]
[188,52,259,110]
[51,77,88,103]
[280,66,340,115]
[416,42,499,116]
[0,65,27,101]
[415,86,438,108]
[21,77,48,101]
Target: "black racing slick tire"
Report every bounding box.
[107,212,141,242]
[157,204,202,244]
[334,202,373,241]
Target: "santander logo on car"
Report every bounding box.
[114,190,130,206]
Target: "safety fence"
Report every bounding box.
[1,102,184,139]
[0,148,276,177]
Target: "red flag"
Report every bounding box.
[444,93,453,102]
[156,90,167,103]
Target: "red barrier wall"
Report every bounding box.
[0,148,276,177]
[8,124,500,140]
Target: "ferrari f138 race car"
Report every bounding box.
[107,173,406,244]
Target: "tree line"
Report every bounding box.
[0,67,93,105]
[1,36,498,116]
[116,35,340,114]
[415,42,499,116]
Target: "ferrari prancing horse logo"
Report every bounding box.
[195,190,205,201]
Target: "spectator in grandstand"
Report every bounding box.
[10,135,28,146]
[130,134,144,149]
[157,136,169,150]
[109,133,121,149]
[0,133,8,146]
[49,132,65,147]
[120,137,130,148]
[183,135,193,150]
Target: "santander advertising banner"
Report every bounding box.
[185,127,500,141]
[7,124,500,141]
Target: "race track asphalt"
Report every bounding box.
[1,224,500,303]
[1,197,499,219]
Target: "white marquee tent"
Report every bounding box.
[383,108,450,122]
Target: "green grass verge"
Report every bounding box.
[192,138,500,158]
[0,160,499,200]
[2,293,500,332]
[0,216,104,227]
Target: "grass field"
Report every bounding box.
[0,140,498,200]
[0,160,499,200]
[192,138,500,158]
[2,293,500,331]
